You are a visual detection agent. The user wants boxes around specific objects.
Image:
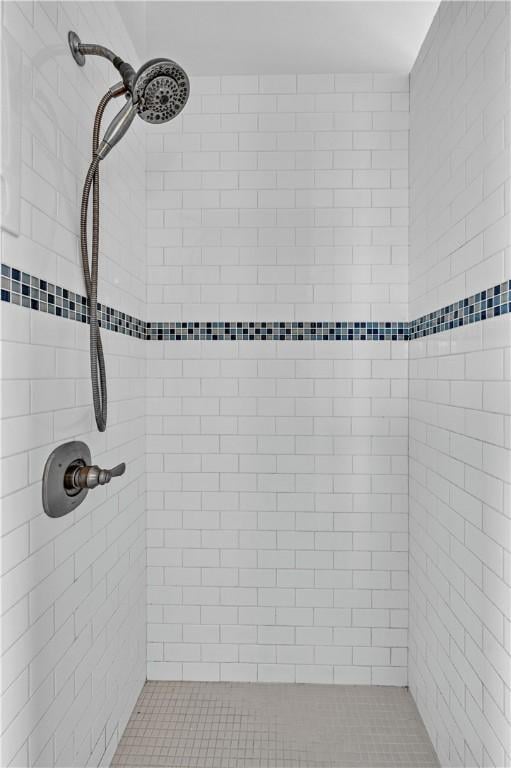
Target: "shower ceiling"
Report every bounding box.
[118,1,440,75]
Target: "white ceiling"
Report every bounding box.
[118,1,439,76]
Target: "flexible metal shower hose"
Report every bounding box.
[80,90,118,432]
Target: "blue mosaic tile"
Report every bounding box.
[408,280,511,339]
[0,263,145,339]
[144,320,408,341]
[1,263,509,342]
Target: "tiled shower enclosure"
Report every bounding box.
[1,1,510,767]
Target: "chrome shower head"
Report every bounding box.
[133,58,190,124]
[69,31,190,158]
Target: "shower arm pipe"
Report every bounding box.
[76,42,117,63]
[68,31,136,93]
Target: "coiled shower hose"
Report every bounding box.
[80,89,124,432]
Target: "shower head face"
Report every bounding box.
[134,58,190,124]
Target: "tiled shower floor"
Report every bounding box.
[111,681,439,767]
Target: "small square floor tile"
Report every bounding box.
[112,681,439,767]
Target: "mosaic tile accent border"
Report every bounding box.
[409,280,511,339]
[1,264,145,339]
[145,320,407,341]
[1,264,510,342]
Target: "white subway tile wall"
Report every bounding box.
[409,3,511,767]
[1,2,146,319]
[146,339,409,685]
[409,2,511,318]
[145,71,411,686]
[144,73,411,686]
[1,3,146,767]
[146,73,409,324]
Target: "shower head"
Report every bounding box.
[133,58,190,124]
[68,31,190,158]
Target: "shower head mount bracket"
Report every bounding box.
[68,30,85,66]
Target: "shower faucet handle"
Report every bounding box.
[102,462,126,482]
[65,461,126,491]
[43,442,127,518]
[108,462,126,478]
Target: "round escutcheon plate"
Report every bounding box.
[68,30,85,67]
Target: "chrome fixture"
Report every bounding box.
[69,30,190,432]
[42,441,126,518]
[65,460,126,491]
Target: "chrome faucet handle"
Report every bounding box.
[98,462,126,485]
[107,462,126,478]
[65,461,126,491]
